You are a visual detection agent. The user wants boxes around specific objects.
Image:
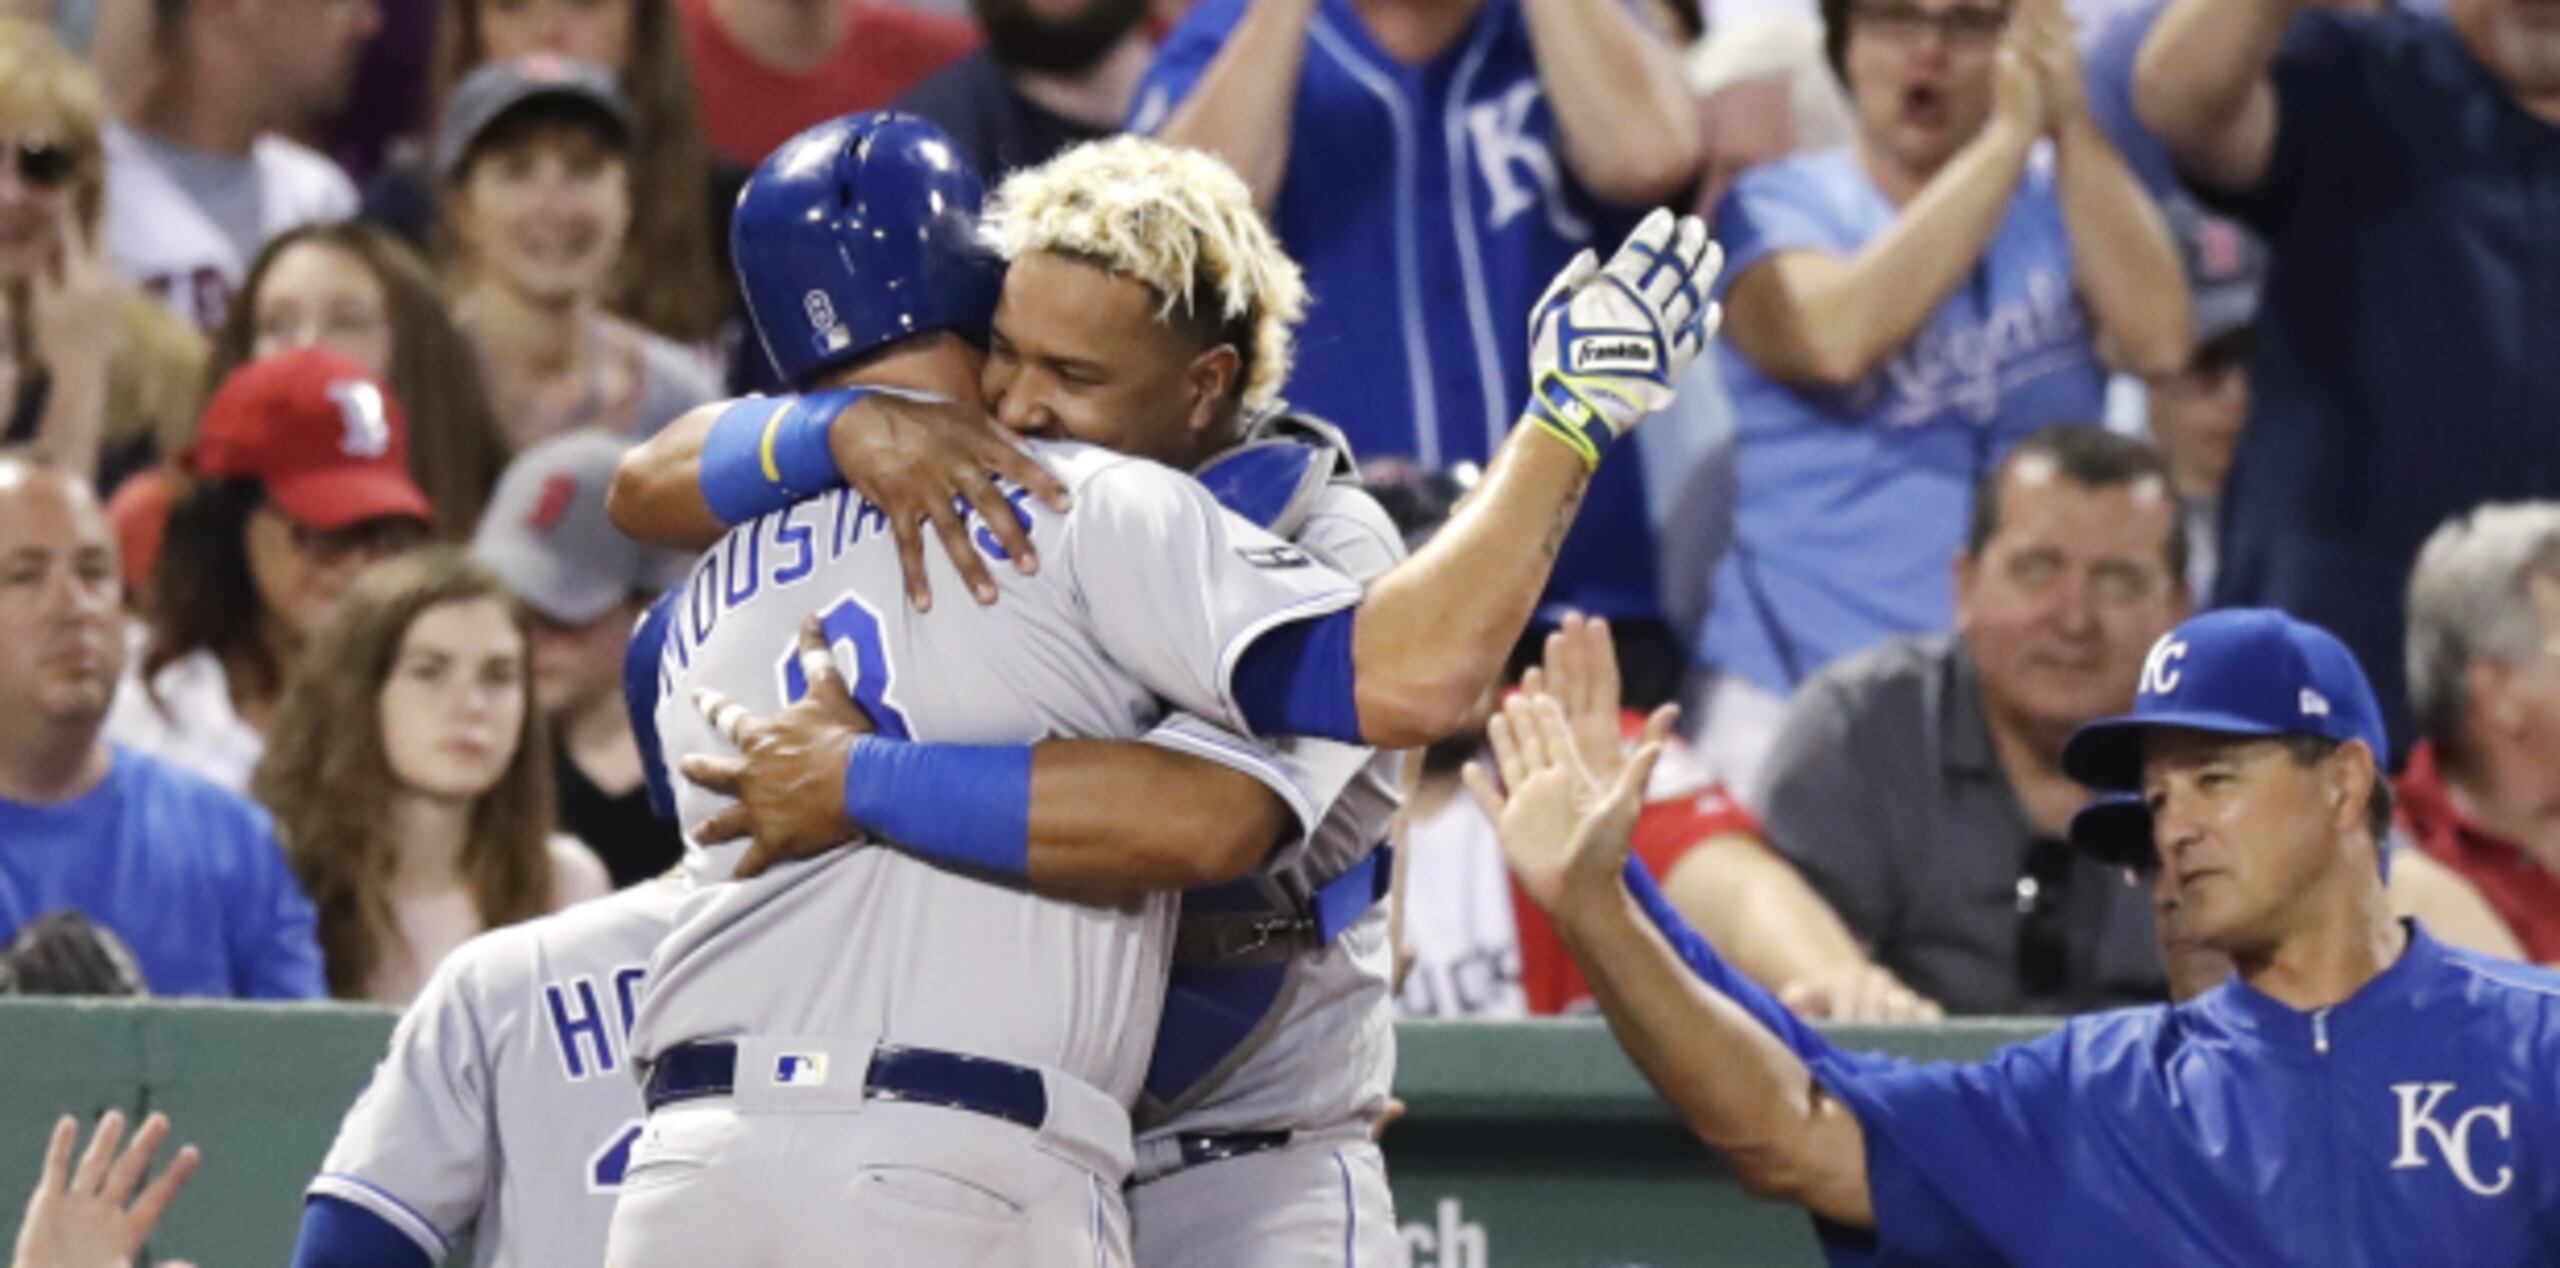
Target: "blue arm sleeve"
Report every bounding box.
[289,1196,435,1268]
[697,388,873,525]
[1621,857,1851,1068]
[842,738,1034,879]
[1231,610,1364,744]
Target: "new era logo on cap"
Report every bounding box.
[2300,688,2330,718]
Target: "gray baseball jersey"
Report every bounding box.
[1140,481,1407,1140]
[307,877,686,1266]
[634,439,1361,1114]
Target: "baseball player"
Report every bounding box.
[285,593,688,1268]
[612,130,1719,1262]
[1478,608,2560,1265]
[606,117,1714,1266]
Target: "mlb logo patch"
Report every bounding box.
[773,1053,829,1087]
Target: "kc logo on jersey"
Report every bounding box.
[2390,1082,2514,1197]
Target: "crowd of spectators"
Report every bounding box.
[0,0,2552,1029]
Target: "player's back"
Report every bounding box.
[308,878,683,1267]
[635,439,1361,1108]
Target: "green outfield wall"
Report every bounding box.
[0,1002,2053,1266]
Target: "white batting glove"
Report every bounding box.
[1521,209,1723,470]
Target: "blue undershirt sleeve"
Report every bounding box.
[288,1195,435,1268]
[1231,610,1363,745]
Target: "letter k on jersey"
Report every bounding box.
[2391,1082,2515,1197]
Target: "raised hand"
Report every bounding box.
[1522,208,1723,467]
[684,617,879,877]
[11,1111,199,1268]
[1464,693,1662,918]
[27,203,116,384]
[2014,0,2087,135]
[1517,612,1679,789]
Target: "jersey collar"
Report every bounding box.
[2190,921,2447,1062]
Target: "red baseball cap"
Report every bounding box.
[189,348,436,531]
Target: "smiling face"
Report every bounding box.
[1842,0,2009,180]
[980,250,1239,471]
[378,595,529,801]
[1958,455,2190,745]
[450,117,630,306]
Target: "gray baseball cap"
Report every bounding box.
[435,55,631,186]
[2167,199,2265,346]
[472,430,687,626]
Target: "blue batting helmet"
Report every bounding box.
[730,112,1002,388]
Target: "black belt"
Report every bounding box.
[1176,1129,1293,1169]
[644,1040,1050,1130]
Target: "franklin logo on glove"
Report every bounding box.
[1571,339,1658,375]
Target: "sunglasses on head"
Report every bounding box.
[5,141,78,190]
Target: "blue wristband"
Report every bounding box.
[698,388,871,525]
[841,737,1033,879]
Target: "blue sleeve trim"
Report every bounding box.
[1232,610,1363,744]
[1622,858,1846,1067]
[698,388,871,525]
[290,1195,436,1268]
[843,738,1033,879]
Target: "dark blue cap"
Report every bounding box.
[2060,608,2389,792]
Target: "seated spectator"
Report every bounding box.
[470,431,686,887]
[106,349,435,793]
[0,21,205,485]
[1754,426,2188,1015]
[0,456,323,999]
[679,0,974,168]
[362,0,735,347]
[2136,201,2259,598]
[100,0,377,331]
[209,223,511,536]
[256,547,611,1004]
[1690,0,2188,791]
[1137,0,1705,677]
[2138,0,2560,752]
[435,58,720,450]
[895,0,1154,181]
[2399,503,2560,965]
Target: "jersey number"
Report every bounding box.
[777,594,912,739]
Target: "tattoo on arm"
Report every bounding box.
[1542,482,1589,558]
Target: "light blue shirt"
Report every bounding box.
[1699,147,2106,693]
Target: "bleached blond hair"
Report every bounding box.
[983,137,1308,412]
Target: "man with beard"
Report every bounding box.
[898,0,1155,180]
[2137,0,2560,754]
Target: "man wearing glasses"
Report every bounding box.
[1687,0,2189,793]
[1481,606,2560,1263]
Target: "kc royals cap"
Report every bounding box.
[2060,608,2391,793]
[189,348,435,532]
[472,430,688,627]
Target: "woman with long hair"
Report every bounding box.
[206,222,513,536]
[106,349,436,792]
[436,58,720,450]
[362,0,733,346]
[0,19,204,484]
[256,546,610,1003]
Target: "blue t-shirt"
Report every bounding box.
[2079,0,2180,205]
[0,747,323,999]
[1698,148,2106,693]
[2202,11,2560,754]
[1820,927,2560,1265]
[1132,0,1664,620]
